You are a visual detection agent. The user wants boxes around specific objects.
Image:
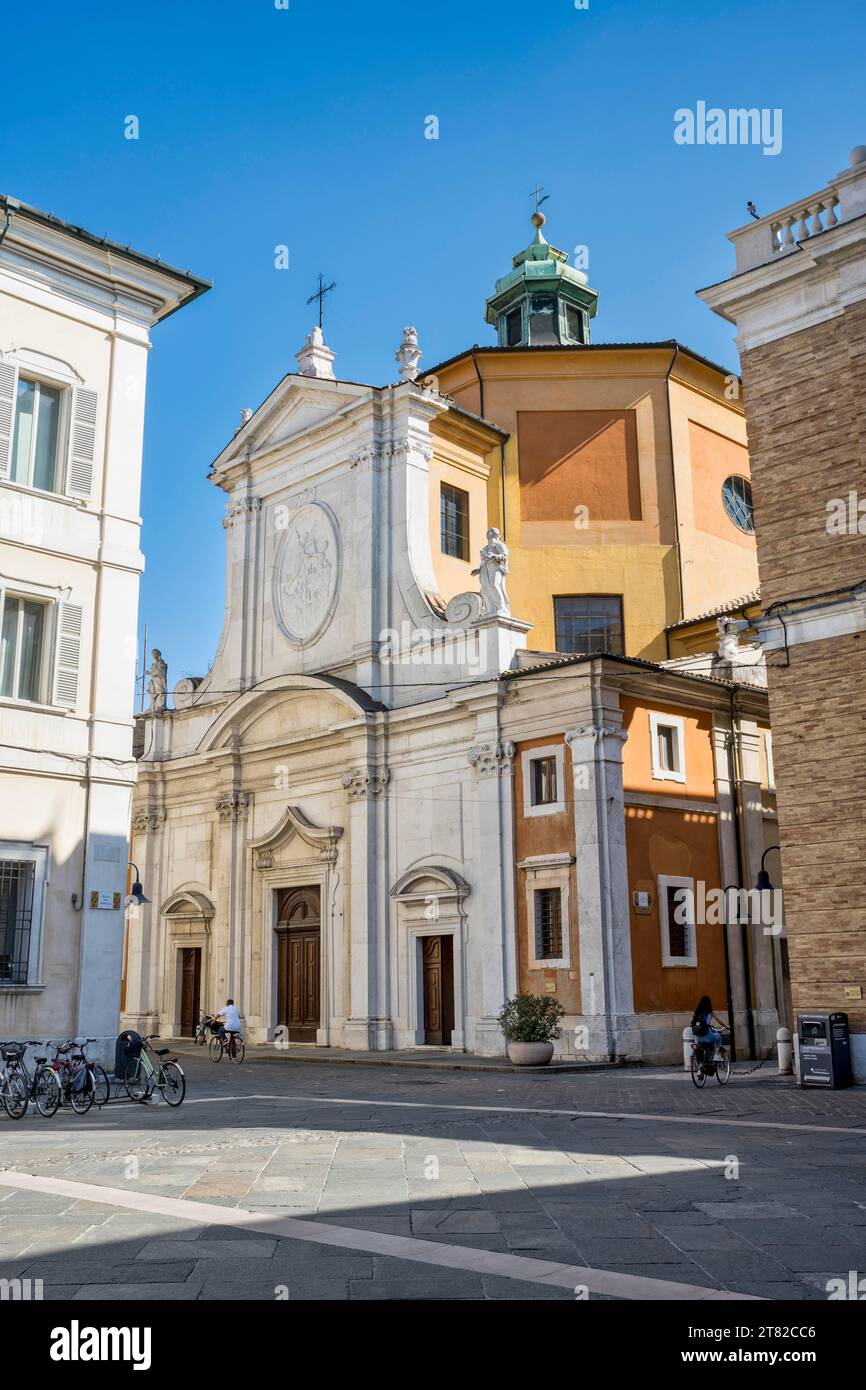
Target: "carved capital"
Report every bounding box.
[348,444,376,469]
[222,495,262,529]
[341,768,390,802]
[565,725,628,745]
[467,741,516,778]
[216,791,251,820]
[386,438,433,464]
[131,808,165,835]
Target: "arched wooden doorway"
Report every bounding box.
[275,886,321,1042]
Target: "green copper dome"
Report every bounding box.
[485,212,598,347]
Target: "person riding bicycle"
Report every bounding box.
[691,995,725,1062]
[214,998,241,1041]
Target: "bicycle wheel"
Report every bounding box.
[715,1049,731,1085]
[209,1035,224,1063]
[229,1035,245,1065]
[159,1061,186,1107]
[34,1066,61,1118]
[690,1051,707,1088]
[124,1057,150,1102]
[3,1069,29,1119]
[70,1066,94,1115]
[92,1064,110,1107]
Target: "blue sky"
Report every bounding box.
[2,0,862,682]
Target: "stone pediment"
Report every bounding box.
[250,803,343,869]
[212,375,367,474]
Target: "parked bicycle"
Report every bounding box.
[209,1028,245,1065]
[50,1038,108,1115]
[0,1040,61,1119]
[124,1034,186,1106]
[690,1031,732,1087]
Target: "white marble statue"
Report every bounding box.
[147,648,168,713]
[395,326,422,382]
[716,618,741,663]
[472,528,511,618]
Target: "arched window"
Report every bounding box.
[722,475,755,534]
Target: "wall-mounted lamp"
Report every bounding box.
[125,862,150,909]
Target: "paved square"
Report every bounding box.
[0,1050,864,1300]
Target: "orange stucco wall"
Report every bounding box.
[513,735,581,1013]
[621,694,727,1013]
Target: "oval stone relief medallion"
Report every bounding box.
[273,502,341,646]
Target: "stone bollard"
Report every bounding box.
[777,1026,793,1075]
[682,1026,694,1071]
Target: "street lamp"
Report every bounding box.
[125,862,150,909]
[755,844,781,893]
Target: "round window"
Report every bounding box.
[722,475,755,534]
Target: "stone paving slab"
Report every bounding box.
[0,1053,863,1299]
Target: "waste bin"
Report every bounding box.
[797,1012,853,1088]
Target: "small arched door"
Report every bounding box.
[275,887,321,1042]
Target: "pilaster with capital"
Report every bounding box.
[341,765,392,1050]
[565,715,640,1061]
[214,790,252,1006]
[466,736,518,1054]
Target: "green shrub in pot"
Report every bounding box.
[498,993,565,1044]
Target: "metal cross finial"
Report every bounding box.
[530,184,549,214]
[307,272,337,329]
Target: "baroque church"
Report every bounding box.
[122,211,785,1062]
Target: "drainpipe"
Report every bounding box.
[0,199,18,248]
[663,346,685,626]
[728,687,757,1060]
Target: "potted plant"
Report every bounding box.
[497,993,565,1066]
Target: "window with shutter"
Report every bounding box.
[66,387,97,498]
[0,361,18,481]
[53,602,83,707]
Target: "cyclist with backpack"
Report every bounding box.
[691,995,725,1062]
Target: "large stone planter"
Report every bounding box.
[507,1040,554,1067]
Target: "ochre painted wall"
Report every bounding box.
[433,347,756,661]
[620,694,727,1013]
[513,735,581,1014]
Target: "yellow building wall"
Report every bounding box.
[433,347,755,662]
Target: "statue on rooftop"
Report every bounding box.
[473,528,511,619]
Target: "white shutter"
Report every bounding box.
[0,360,18,481]
[53,602,83,708]
[66,387,98,498]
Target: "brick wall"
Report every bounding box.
[762,633,866,1029]
[741,303,866,1034]
[742,302,866,608]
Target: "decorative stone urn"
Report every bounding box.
[507,1041,554,1067]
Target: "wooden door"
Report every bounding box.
[179,948,201,1037]
[276,887,321,1042]
[422,935,454,1045]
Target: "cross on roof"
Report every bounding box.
[307,272,337,329]
[530,184,550,215]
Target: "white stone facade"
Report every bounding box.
[0,196,207,1039]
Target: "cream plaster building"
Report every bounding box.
[0,194,208,1039]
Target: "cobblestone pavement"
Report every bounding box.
[0,1052,864,1301]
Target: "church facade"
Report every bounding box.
[122,215,783,1062]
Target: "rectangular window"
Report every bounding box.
[440,482,469,560]
[531,755,557,806]
[554,595,623,656]
[11,377,64,493]
[504,306,523,347]
[0,595,48,703]
[658,874,697,968]
[649,711,686,784]
[564,304,584,343]
[0,859,35,985]
[534,887,563,961]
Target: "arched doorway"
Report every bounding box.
[275,886,321,1042]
